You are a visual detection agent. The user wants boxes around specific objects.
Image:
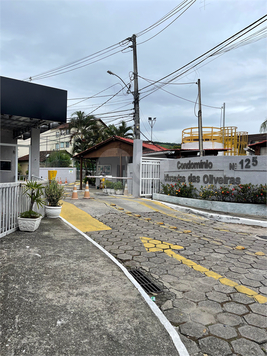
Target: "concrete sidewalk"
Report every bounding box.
[0,217,186,356]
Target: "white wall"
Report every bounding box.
[39,167,77,183]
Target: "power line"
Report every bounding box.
[24,40,131,81]
[24,1,196,82]
[139,75,221,109]
[138,15,267,97]
[67,83,124,107]
[137,0,196,45]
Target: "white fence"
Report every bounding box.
[0,182,46,238]
[140,159,161,197]
[0,183,26,237]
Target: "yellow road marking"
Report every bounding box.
[137,200,194,222]
[61,201,111,232]
[236,246,246,250]
[255,251,265,256]
[140,236,267,304]
[104,200,266,258]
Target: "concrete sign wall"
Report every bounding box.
[160,156,267,189]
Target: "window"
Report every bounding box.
[56,132,60,137]
[0,160,11,171]
[55,143,59,150]
[65,141,70,148]
[60,142,64,148]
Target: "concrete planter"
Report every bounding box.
[45,205,62,218]
[115,189,123,195]
[18,216,42,232]
[153,193,267,218]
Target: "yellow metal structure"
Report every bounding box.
[182,126,248,156]
[182,127,222,143]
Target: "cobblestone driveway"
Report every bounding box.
[70,193,267,356]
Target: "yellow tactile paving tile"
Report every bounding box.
[61,201,111,232]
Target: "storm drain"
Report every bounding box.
[129,269,162,294]
[257,235,267,240]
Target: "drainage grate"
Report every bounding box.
[257,236,267,240]
[129,269,162,294]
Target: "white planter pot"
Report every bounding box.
[107,189,115,195]
[45,205,62,218]
[115,189,123,195]
[18,216,42,232]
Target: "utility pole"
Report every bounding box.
[197,79,204,157]
[222,102,226,147]
[130,34,140,139]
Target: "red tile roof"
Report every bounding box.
[74,135,167,157]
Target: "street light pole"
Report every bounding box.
[148,117,156,142]
[107,70,131,93]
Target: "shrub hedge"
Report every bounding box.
[161,182,266,204]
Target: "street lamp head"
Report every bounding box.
[107,70,114,75]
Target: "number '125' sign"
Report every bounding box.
[239,157,258,169]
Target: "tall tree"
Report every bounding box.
[105,120,133,138]
[69,111,102,154]
[260,118,267,133]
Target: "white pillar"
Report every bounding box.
[30,128,40,179]
[132,139,142,197]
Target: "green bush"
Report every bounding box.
[114,181,123,190]
[199,183,266,204]
[161,181,266,204]
[105,180,115,189]
[161,181,197,198]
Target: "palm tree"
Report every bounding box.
[69,111,102,154]
[260,118,267,133]
[105,121,133,138]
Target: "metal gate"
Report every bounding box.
[140,159,161,197]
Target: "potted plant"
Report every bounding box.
[18,181,45,232]
[44,179,65,218]
[114,181,123,195]
[105,180,115,195]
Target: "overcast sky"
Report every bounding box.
[1,0,266,143]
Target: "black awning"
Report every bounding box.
[0,76,67,138]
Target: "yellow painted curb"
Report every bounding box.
[61,202,111,232]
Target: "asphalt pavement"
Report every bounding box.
[1,185,267,356]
